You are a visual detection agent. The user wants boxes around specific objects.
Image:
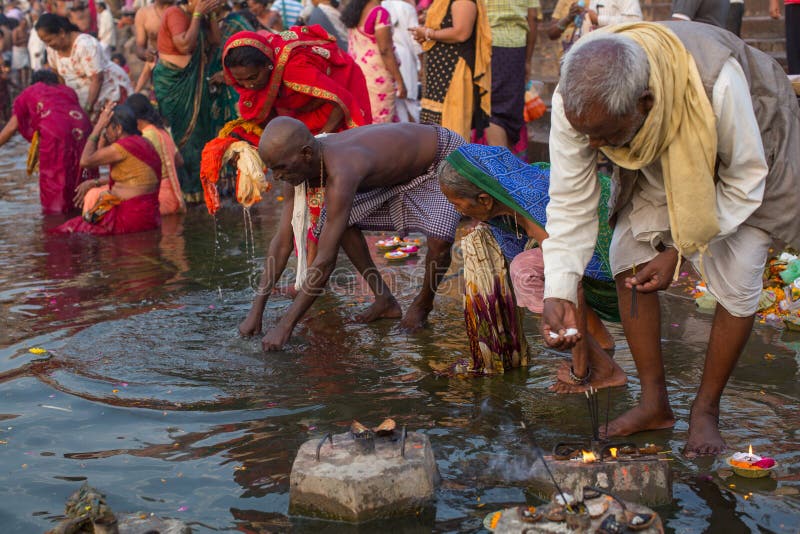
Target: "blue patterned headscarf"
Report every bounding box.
[446,144,613,282]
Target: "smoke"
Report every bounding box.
[486,452,547,483]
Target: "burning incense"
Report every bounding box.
[604,388,611,440]
[585,387,600,441]
[533,447,571,511]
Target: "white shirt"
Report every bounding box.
[542,58,768,304]
[98,9,116,49]
[589,0,643,27]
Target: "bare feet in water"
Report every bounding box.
[399,302,431,332]
[683,405,726,457]
[354,297,403,323]
[602,402,675,438]
[550,358,627,393]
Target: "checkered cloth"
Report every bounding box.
[314,126,465,242]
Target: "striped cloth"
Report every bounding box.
[314,126,464,242]
[271,0,305,27]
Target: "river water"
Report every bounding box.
[1,136,798,533]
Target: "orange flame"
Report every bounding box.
[610,447,618,459]
[582,450,597,463]
[748,444,753,455]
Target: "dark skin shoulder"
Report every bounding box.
[320,123,439,192]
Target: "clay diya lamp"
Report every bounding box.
[516,505,542,524]
[727,444,777,478]
[385,250,409,262]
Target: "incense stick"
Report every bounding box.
[631,263,638,318]
[604,388,611,441]
[533,447,570,510]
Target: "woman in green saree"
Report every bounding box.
[153,0,222,202]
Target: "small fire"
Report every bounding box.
[748,444,753,455]
[581,450,597,463]
[610,447,618,459]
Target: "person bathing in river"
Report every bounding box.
[0,69,92,215]
[541,23,800,455]
[54,103,163,236]
[239,118,464,351]
[438,144,626,389]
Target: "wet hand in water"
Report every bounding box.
[238,313,263,336]
[262,325,291,351]
[624,248,679,294]
[542,298,581,349]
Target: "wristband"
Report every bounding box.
[193,11,203,18]
[94,178,100,187]
[89,134,100,143]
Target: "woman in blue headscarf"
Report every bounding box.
[438,143,625,391]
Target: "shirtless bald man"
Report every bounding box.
[239,118,465,351]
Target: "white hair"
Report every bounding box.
[559,33,650,119]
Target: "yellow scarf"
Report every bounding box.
[600,23,719,258]
[422,0,491,129]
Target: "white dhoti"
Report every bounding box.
[610,194,771,317]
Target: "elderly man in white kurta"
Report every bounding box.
[540,21,800,456]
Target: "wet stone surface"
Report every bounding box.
[289,431,439,522]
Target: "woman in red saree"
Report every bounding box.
[0,70,92,214]
[218,26,372,263]
[221,26,372,132]
[54,103,163,236]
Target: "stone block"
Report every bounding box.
[289,431,439,523]
[526,456,672,507]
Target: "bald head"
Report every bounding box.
[259,116,315,162]
[560,33,650,121]
[258,117,319,186]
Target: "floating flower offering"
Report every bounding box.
[376,236,403,251]
[398,245,419,255]
[385,250,409,262]
[728,444,776,478]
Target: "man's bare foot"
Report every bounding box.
[683,405,726,457]
[602,402,675,438]
[398,302,431,332]
[549,359,627,393]
[354,297,402,323]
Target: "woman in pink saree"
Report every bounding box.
[0,70,92,214]
[126,94,186,215]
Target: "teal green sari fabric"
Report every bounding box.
[153,37,215,197]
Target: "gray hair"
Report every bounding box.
[437,160,483,199]
[559,33,650,119]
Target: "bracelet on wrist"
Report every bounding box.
[89,134,100,143]
[94,178,100,187]
[193,11,203,18]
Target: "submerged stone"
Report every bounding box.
[289,430,439,522]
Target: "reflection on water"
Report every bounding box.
[0,138,798,533]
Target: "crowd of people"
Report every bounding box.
[1,0,800,459]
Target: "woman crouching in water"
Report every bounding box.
[54,103,163,235]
